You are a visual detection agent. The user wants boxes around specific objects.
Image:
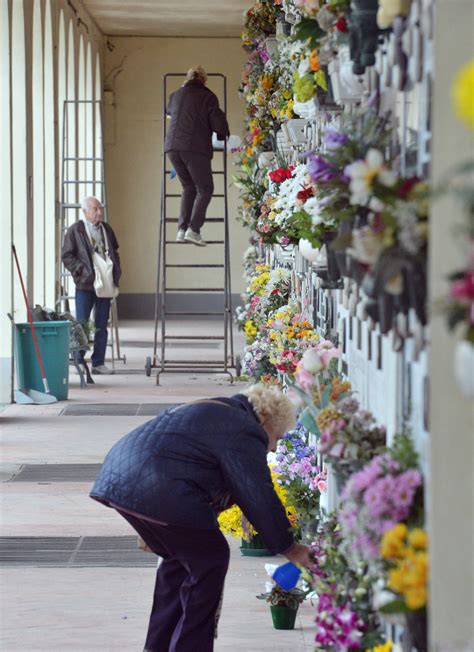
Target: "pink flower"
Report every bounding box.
[295,366,315,390]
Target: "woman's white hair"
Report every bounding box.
[242,384,296,436]
[186,66,207,83]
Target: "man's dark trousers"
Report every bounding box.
[167,151,214,234]
[117,510,229,652]
[75,289,111,367]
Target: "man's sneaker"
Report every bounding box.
[184,229,207,247]
[91,365,115,375]
[176,229,186,242]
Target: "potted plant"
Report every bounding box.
[257,580,307,629]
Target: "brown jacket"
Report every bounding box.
[164,79,230,159]
[62,220,121,292]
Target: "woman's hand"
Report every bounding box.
[284,543,313,569]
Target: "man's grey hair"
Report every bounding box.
[81,196,102,212]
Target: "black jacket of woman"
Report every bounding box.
[90,394,294,554]
[164,79,230,159]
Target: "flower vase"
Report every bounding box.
[454,340,474,397]
[270,605,298,630]
[405,608,428,652]
[240,533,274,557]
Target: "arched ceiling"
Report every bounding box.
[82,0,250,37]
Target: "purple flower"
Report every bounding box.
[308,155,336,183]
[324,128,349,149]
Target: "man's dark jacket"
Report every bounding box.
[164,79,230,159]
[90,395,294,554]
[61,221,121,292]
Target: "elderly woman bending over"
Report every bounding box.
[90,384,312,652]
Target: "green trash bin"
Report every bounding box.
[15,321,70,401]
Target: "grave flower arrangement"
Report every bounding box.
[274,423,327,526]
[308,515,385,650]
[316,396,387,482]
[338,433,424,569]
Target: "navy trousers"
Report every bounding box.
[167,151,214,234]
[75,289,111,367]
[116,510,229,652]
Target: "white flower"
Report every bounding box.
[300,347,324,373]
[349,226,384,265]
[346,149,397,206]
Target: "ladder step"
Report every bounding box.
[165,264,224,268]
[165,218,224,223]
[64,157,104,162]
[164,335,225,340]
[166,170,224,175]
[165,288,224,292]
[63,180,105,184]
[163,359,228,365]
[165,240,224,244]
[165,311,224,316]
[61,203,107,209]
[166,194,225,198]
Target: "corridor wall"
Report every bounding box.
[103,36,248,318]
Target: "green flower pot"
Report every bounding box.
[240,533,274,557]
[270,605,298,630]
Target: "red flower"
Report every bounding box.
[450,271,474,302]
[296,185,314,203]
[335,15,347,32]
[268,166,295,183]
[271,289,281,295]
[399,176,420,199]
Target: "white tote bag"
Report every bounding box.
[85,224,119,299]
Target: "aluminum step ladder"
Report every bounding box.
[146,73,234,384]
[58,99,124,367]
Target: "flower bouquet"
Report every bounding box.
[287,339,346,436]
[338,433,423,569]
[274,423,327,537]
[308,515,385,650]
[316,396,386,487]
[379,524,429,652]
[218,467,296,555]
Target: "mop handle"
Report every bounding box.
[11,244,50,394]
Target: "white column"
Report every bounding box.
[429,1,474,649]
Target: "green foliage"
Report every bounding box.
[293,17,325,49]
[257,585,307,609]
[390,431,419,472]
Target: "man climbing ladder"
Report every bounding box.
[165,66,230,247]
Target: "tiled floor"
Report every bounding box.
[0,320,316,651]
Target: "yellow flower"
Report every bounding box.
[452,59,474,130]
[381,523,408,559]
[366,642,394,652]
[316,406,341,431]
[218,468,295,540]
[408,528,428,550]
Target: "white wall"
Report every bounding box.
[103,36,249,313]
[429,1,474,649]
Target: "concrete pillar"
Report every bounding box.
[429,1,474,649]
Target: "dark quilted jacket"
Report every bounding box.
[164,79,230,159]
[62,221,121,291]
[90,394,294,554]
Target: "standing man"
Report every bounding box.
[62,196,121,375]
[165,66,230,247]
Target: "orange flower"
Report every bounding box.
[309,50,320,72]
